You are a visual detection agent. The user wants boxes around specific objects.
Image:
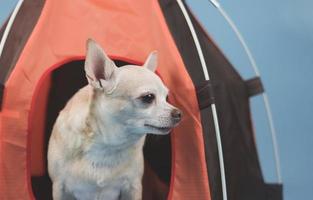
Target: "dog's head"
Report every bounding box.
[84,39,182,135]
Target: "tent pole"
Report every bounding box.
[0,0,24,59]
[209,0,282,184]
[176,1,228,200]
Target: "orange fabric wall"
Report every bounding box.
[29,75,51,176]
[0,0,211,199]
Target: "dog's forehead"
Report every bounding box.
[115,65,168,95]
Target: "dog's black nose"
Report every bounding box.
[171,109,182,122]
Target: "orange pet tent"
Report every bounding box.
[0,0,282,199]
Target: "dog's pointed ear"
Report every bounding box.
[143,51,158,72]
[84,39,117,89]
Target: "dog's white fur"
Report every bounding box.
[47,39,181,200]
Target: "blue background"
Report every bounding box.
[1,1,312,199]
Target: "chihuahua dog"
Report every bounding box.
[47,39,182,200]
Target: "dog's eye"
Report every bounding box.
[140,93,155,104]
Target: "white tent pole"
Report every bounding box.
[0,0,24,59]
[176,1,228,200]
[209,0,282,183]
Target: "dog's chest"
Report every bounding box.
[68,149,141,182]
[66,175,125,200]
[62,143,143,198]
[64,158,137,200]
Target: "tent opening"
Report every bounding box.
[29,60,172,200]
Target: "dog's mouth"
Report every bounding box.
[144,124,173,133]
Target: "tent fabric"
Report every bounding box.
[0,0,210,199]
[196,80,217,109]
[158,0,282,199]
[0,18,9,44]
[0,0,283,200]
[0,0,45,86]
[245,76,265,97]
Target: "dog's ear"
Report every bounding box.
[84,39,117,90]
[143,51,158,72]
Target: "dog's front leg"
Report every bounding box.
[119,179,142,200]
[52,181,75,200]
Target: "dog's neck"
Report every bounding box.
[78,87,146,167]
[84,93,145,146]
[83,134,146,168]
[61,86,146,167]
